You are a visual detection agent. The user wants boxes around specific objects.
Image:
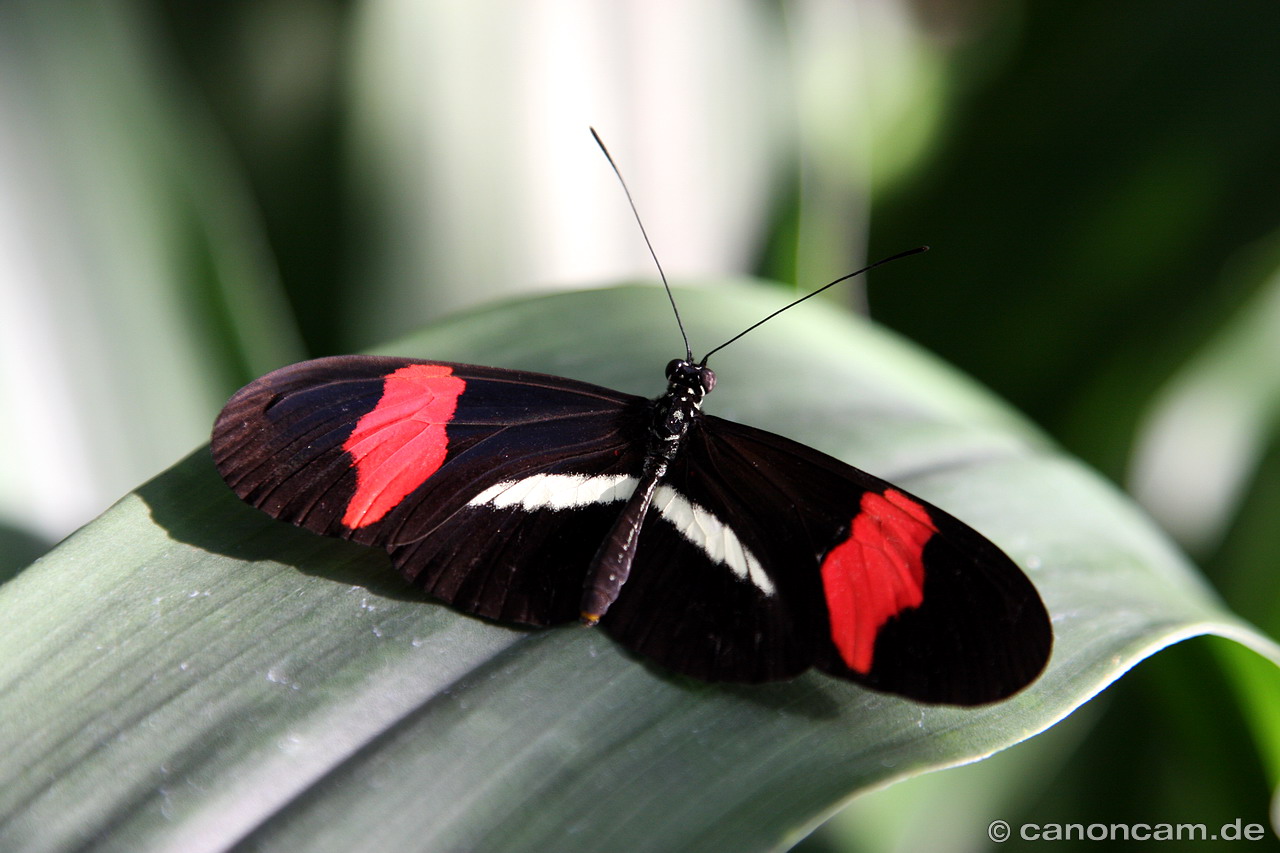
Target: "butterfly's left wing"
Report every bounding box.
[601,414,1052,705]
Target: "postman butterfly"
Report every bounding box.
[211,133,1051,705]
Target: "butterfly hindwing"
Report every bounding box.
[602,415,1051,705]
[389,468,645,626]
[598,426,823,682]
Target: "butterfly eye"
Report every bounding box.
[700,367,717,393]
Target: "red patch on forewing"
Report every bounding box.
[340,363,465,529]
[820,489,936,674]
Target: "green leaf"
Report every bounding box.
[1,284,1275,852]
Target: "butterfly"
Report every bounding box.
[210,134,1051,706]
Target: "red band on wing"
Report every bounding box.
[820,489,935,674]
[341,363,466,529]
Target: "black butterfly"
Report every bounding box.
[211,135,1051,706]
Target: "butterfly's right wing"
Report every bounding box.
[213,355,655,625]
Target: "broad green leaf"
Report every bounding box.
[1,284,1276,852]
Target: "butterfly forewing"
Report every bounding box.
[213,354,649,559]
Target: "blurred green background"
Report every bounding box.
[1,0,1277,849]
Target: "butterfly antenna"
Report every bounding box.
[591,128,693,362]
[699,246,929,364]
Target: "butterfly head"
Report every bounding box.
[664,358,716,402]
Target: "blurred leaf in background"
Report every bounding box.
[1,0,1278,850]
[0,0,299,546]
